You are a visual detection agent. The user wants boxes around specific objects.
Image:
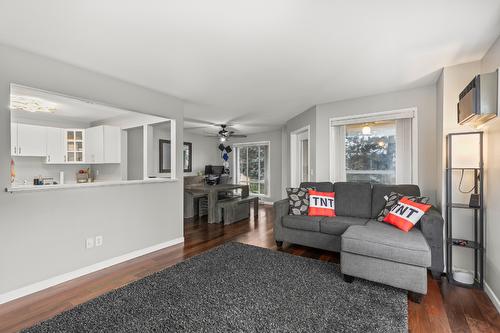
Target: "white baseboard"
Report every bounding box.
[0,237,184,305]
[485,282,500,314]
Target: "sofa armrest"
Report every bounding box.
[420,207,444,274]
[273,199,289,241]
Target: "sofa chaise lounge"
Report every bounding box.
[273,182,444,303]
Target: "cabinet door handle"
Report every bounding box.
[14,147,16,154]
[19,147,21,154]
[64,155,66,162]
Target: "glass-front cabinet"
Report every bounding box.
[65,129,84,163]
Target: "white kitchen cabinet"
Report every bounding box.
[85,126,104,163]
[12,123,47,157]
[65,129,85,163]
[85,125,121,163]
[103,126,121,163]
[11,123,17,156]
[46,127,66,164]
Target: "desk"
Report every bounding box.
[185,184,250,223]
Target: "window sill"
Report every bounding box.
[5,178,177,193]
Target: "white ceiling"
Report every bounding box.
[11,84,134,124]
[1,0,499,135]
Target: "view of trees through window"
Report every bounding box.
[345,121,396,184]
[237,144,269,196]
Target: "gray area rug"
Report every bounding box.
[23,242,407,332]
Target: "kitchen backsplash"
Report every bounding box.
[12,158,125,186]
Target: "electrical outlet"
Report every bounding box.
[95,235,103,247]
[86,237,94,249]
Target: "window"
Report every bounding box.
[234,143,270,196]
[345,121,396,184]
[330,109,416,185]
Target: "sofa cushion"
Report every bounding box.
[341,220,431,267]
[333,182,372,218]
[371,184,421,218]
[319,216,369,236]
[300,182,334,192]
[282,215,322,232]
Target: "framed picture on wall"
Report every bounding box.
[183,142,192,172]
[159,139,171,173]
[159,140,193,173]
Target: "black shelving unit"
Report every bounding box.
[445,132,484,289]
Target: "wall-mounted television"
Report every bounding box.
[458,69,498,127]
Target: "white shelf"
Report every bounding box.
[5,178,177,193]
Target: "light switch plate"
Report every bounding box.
[86,237,94,249]
[95,235,103,247]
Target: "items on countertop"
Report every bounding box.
[76,168,92,183]
[10,159,15,184]
[33,175,58,186]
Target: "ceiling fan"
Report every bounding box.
[207,124,247,142]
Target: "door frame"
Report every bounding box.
[290,125,311,188]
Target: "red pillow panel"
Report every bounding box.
[308,190,336,217]
[383,197,431,232]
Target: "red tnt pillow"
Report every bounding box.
[383,197,431,232]
[308,190,336,217]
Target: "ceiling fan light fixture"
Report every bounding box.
[362,125,371,135]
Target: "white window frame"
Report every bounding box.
[233,141,271,198]
[290,125,311,188]
[329,107,418,185]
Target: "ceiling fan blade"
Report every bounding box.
[184,117,218,126]
[230,134,247,138]
[185,126,209,130]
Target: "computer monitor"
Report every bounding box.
[211,165,224,175]
[204,165,224,176]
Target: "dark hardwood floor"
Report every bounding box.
[0,205,499,332]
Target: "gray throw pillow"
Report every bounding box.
[287,187,313,215]
[376,192,430,222]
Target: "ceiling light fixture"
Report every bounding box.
[362,125,371,135]
[219,137,226,142]
[10,95,56,113]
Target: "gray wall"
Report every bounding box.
[0,44,184,295]
[227,129,284,203]
[315,85,438,203]
[435,71,444,209]
[183,131,219,176]
[284,106,317,193]
[126,126,144,181]
[480,35,500,306]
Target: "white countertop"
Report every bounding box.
[5,178,177,193]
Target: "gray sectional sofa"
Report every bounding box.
[273,182,444,303]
